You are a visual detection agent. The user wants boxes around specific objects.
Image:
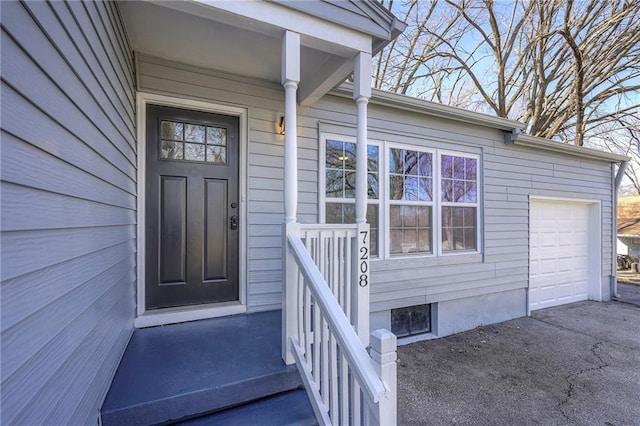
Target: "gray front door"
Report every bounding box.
[145,105,239,310]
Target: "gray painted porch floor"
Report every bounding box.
[101,310,315,425]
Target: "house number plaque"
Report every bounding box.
[359,230,369,287]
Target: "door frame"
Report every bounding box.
[135,92,248,328]
[527,196,602,316]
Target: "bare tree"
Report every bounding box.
[375,0,640,148]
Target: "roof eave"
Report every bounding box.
[513,134,630,163]
[331,83,523,131]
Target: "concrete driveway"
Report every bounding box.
[397,284,640,425]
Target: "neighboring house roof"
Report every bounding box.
[618,196,640,237]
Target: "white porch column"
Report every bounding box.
[352,52,372,346]
[282,31,300,223]
[282,31,300,365]
[353,52,372,223]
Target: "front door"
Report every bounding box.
[145,105,239,310]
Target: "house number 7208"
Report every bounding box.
[359,230,369,287]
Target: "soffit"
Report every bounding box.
[119,1,402,105]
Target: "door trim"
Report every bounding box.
[527,196,602,316]
[135,92,248,328]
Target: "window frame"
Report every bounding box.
[436,150,481,256]
[319,133,383,257]
[319,133,482,261]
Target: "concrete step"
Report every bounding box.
[176,389,317,426]
[101,310,309,425]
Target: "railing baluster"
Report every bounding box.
[313,293,320,385]
[329,330,338,424]
[340,354,349,425]
[353,381,361,426]
[304,283,312,365]
[321,311,329,407]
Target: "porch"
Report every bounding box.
[101,310,316,425]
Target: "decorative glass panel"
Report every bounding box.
[185,143,205,161]
[206,146,226,163]
[207,127,227,145]
[161,121,183,141]
[160,140,183,160]
[160,120,228,164]
[184,124,205,143]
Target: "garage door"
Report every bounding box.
[529,200,591,311]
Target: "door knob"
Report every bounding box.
[230,215,239,230]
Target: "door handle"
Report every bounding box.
[230,215,239,230]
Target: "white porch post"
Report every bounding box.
[352,52,372,346]
[282,30,300,364]
[282,31,300,223]
[353,52,371,224]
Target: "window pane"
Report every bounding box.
[391,304,431,337]
[419,152,432,177]
[441,178,453,202]
[390,205,432,256]
[441,155,453,178]
[465,158,477,180]
[160,140,183,159]
[368,173,379,199]
[404,177,419,201]
[326,170,344,198]
[405,151,419,175]
[185,143,205,161]
[344,171,356,198]
[326,140,345,169]
[389,148,403,174]
[343,142,356,170]
[207,127,227,146]
[442,206,477,252]
[453,156,465,179]
[161,121,183,141]
[206,146,226,163]
[184,124,205,143]
[368,145,379,171]
[390,175,404,200]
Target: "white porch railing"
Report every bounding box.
[283,223,397,425]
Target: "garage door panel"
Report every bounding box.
[529,200,592,311]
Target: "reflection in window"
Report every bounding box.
[391,304,432,337]
[441,155,478,252]
[159,120,227,163]
[325,139,379,256]
[389,148,433,256]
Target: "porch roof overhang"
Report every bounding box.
[119,0,405,106]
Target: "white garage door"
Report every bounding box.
[529,200,591,311]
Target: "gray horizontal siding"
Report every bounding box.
[1,1,135,424]
[136,55,615,315]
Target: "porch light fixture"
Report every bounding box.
[277,115,285,135]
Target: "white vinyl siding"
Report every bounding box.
[1,1,135,425]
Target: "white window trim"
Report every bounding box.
[319,134,482,261]
[385,142,436,259]
[436,150,482,256]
